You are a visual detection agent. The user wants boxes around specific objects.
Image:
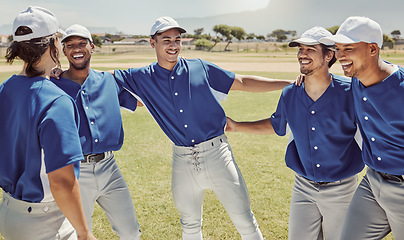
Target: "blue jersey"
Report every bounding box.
[0,75,82,202]
[114,58,235,146]
[352,65,404,175]
[51,70,135,154]
[270,74,364,182]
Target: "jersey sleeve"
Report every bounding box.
[114,68,142,111]
[38,96,83,174]
[199,59,235,99]
[270,93,288,136]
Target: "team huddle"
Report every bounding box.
[0,5,404,240]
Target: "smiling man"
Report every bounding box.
[225,26,364,240]
[50,24,142,240]
[112,16,294,240]
[320,16,404,239]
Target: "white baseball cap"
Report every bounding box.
[319,16,383,48]
[13,6,64,42]
[62,24,93,43]
[289,26,333,47]
[150,16,186,36]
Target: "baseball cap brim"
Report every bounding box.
[289,38,321,47]
[155,26,186,35]
[319,34,357,46]
[62,32,91,42]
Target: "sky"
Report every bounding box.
[0,0,270,35]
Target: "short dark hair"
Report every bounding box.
[6,26,60,77]
[319,44,337,68]
[151,32,162,40]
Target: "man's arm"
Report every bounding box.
[109,70,143,107]
[226,117,275,135]
[48,165,96,240]
[230,74,293,92]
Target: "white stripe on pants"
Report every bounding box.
[171,134,261,239]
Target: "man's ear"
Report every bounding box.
[150,38,156,48]
[369,43,379,57]
[325,49,334,63]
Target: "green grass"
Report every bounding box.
[0,47,397,239]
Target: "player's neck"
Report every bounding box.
[357,59,395,87]
[157,59,178,71]
[304,69,332,102]
[63,67,90,85]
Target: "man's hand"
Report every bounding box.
[50,67,64,79]
[294,74,305,86]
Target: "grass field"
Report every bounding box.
[0,44,398,239]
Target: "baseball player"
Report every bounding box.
[111,16,293,240]
[226,27,364,240]
[50,24,141,239]
[0,7,95,240]
[320,16,404,239]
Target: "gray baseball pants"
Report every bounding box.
[288,174,358,240]
[0,191,76,240]
[340,167,404,240]
[79,154,141,240]
[171,134,263,240]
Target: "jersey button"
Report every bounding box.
[95,139,99,143]
[314,146,318,150]
[311,127,315,131]
[311,110,315,115]
[175,92,178,96]
[364,116,369,120]
[180,109,183,113]
[171,76,175,80]
[91,121,94,125]
[377,157,382,161]
[316,164,320,168]
[184,125,188,128]
[85,106,89,110]
[191,139,195,143]
[363,97,367,102]
[82,90,85,94]
[371,137,375,142]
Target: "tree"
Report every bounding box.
[212,24,232,51]
[194,28,204,36]
[246,33,256,41]
[194,38,213,51]
[256,35,265,41]
[267,29,293,42]
[391,30,401,38]
[212,24,246,51]
[327,26,340,35]
[91,34,102,48]
[383,34,394,49]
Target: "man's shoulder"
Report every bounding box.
[332,74,351,84]
[282,82,299,95]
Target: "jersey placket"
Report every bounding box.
[80,88,100,151]
[357,91,383,164]
[307,106,322,180]
[170,70,196,146]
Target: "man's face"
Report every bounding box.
[150,28,181,69]
[297,44,328,75]
[63,36,94,70]
[335,42,370,78]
